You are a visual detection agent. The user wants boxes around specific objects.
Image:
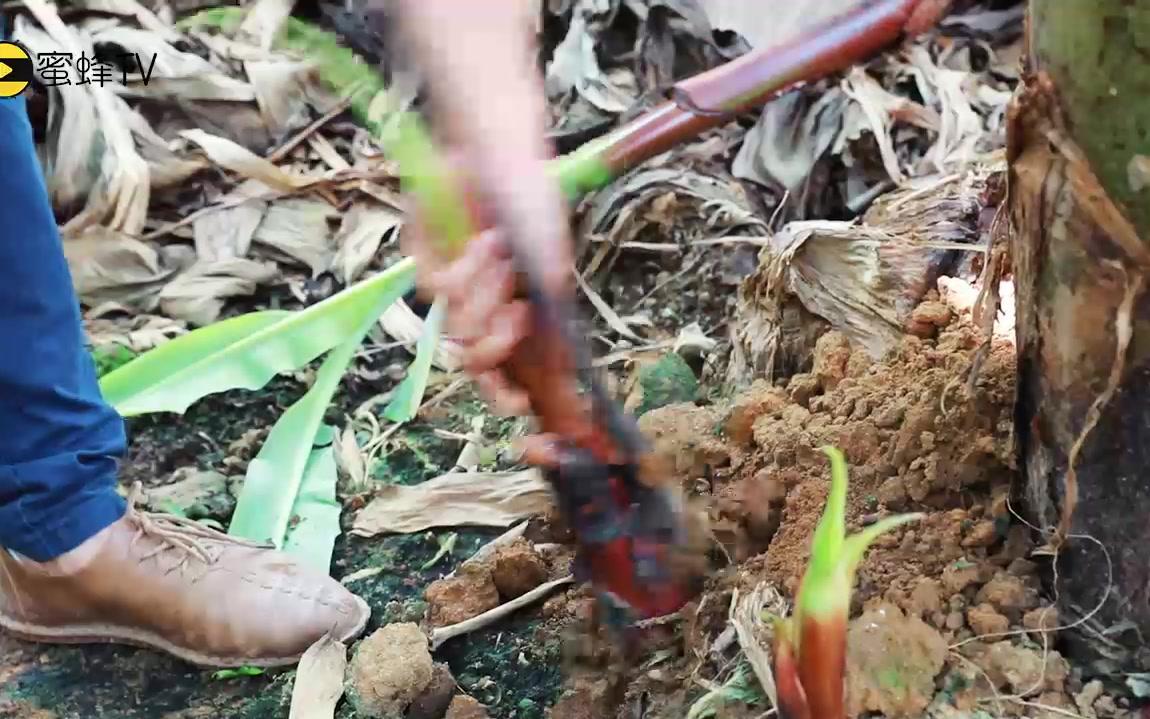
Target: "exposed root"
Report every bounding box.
[422,376,469,410]
[952,509,1114,652]
[948,650,1090,719]
[1005,698,1089,719]
[429,575,574,650]
[633,610,684,629]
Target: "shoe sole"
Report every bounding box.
[0,594,371,669]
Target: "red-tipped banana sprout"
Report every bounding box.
[770,447,922,719]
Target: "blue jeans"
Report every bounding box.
[0,91,128,561]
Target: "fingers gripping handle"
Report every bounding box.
[389,114,696,624]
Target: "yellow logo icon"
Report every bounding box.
[0,41,32,98]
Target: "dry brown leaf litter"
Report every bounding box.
[6,0,1127,716]
[287,632,348,719]
[350,470,553,537]
[9,0,1022,376]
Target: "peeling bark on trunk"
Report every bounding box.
[1010,1,1150,671]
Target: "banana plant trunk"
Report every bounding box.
[1010,1,1150,670]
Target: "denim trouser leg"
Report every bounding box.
[0,93,128,562]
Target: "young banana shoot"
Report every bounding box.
[770,447,922,719]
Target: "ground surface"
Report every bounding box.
[1,307,1137,718]
[0,368,566,719]
[0,1,1139,716]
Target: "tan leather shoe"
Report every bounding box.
[0,485,370,668]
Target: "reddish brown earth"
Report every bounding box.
[543,302,1128,718]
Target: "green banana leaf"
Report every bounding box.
[281,424,342,571]
[227,273,403,564]
[98,311,290,411]
[383,296,447,423]
[100,259,416,417]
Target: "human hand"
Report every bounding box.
[402,194,534,418]
[390,0,576,417]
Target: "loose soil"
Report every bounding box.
[1,295,1138,719]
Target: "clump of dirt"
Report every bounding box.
[725,319,1018,603]
[489,538,550,600]
[721,380,789,446]
[142,467,235,521]
[636,403,730,481]
[541,584,596,623]
[425,563,501,628]
[445,695,491,719]
[906,298,956,340]
[966,603,1010,635]
[408,663,458,719]
[1024,605,1059,635]
[347,622,435,718]
[548,672,624,719]
[845,602,948,718]
[976,571,1039,621]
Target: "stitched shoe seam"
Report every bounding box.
[216,565,348,613]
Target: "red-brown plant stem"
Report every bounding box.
[774,626,814,719]
[591,0,925,179]
[525,0,937,449]
[797,613,849,718]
